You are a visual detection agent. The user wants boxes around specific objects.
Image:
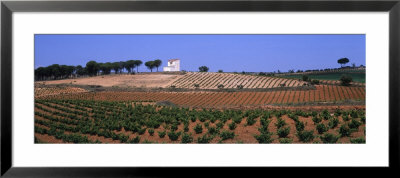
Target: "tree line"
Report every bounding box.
[35,59,162,81]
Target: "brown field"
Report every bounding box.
[34,73,366,144]
[36,73,184,88]
[34,87,88,97]
[37,85,365,109]
[34,99,366,144]
[170,72,306,89]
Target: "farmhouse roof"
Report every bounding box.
[168,59,180,62]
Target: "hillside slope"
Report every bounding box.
[170,72,306,89]
[36,73,184,88]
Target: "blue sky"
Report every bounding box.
[34,34,365,72]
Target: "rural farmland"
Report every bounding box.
[34,34,366,144]
[34,70,366,144]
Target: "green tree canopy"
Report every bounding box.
[86,61,100,76]
[145,61,156,72]
[112,62,121,74]
[125,60,136,73]
[337,58,350,67]
[153,59,162,72]
[134,60,143,73]
[199,66,209,72]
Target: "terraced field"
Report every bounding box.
[38,85,365,109]
[170,72,306,89]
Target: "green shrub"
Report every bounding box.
[233,117,242,124]
[311,111,318,117]
[321,110,330,120]
[260,118,271,127]
[199,117,206,122]
[275,117,287,129]
[295,121,305,132]
[184,123,189,132]
[297,130,314,142]
[197,134,213,143]
[220,130,235,141]
[316,123,328,134]
[181,133,193,143]
[138,127,147,135]
[146,119,160,129]
[350,137,366,143]
[320,133,339,143]
[129,136,141,143]
[228,122,236,130]
[338,124,351,137]
[170,123,178,131]
[279,138,293,143]
[210,117,217,123]
[360,116,366,124]
[148,128,155,136]
[334,109,342,117]
[340,75,353,86]
[194,124,203,134]
[277,127,290,138]
[204,122,210,128]
[158,130,166,138]
[258,125,270,134]
[302,75,309,81]
[216,122,224,129]
[254,133,274,143]
[288,113,299,122]
[311,79,320,85]
[342,115,350,122]
[207,126,220,135]
[349,119,362,129]
[350,110,359,118]
[328,118,339,129]
[118,134,129,143]
[167,131,181,141]
[111,132,119,140]
[190,116,196,122]
[246,116,257,126]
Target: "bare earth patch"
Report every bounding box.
[37,73,184,88]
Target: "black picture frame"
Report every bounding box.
[1,0,399,177]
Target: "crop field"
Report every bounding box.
[34,99,366,144]
[279,72,366,83]
[33,34,367,145]
[34,72,366,144]
[171,72,306,89]
[34,86,88,97]
[37,85,365,109]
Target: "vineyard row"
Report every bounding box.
[38,85,365,108]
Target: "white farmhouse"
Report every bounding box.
[163,59,180,72]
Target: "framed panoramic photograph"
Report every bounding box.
[1,0,399,177]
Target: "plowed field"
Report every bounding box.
[37,85,365,108]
